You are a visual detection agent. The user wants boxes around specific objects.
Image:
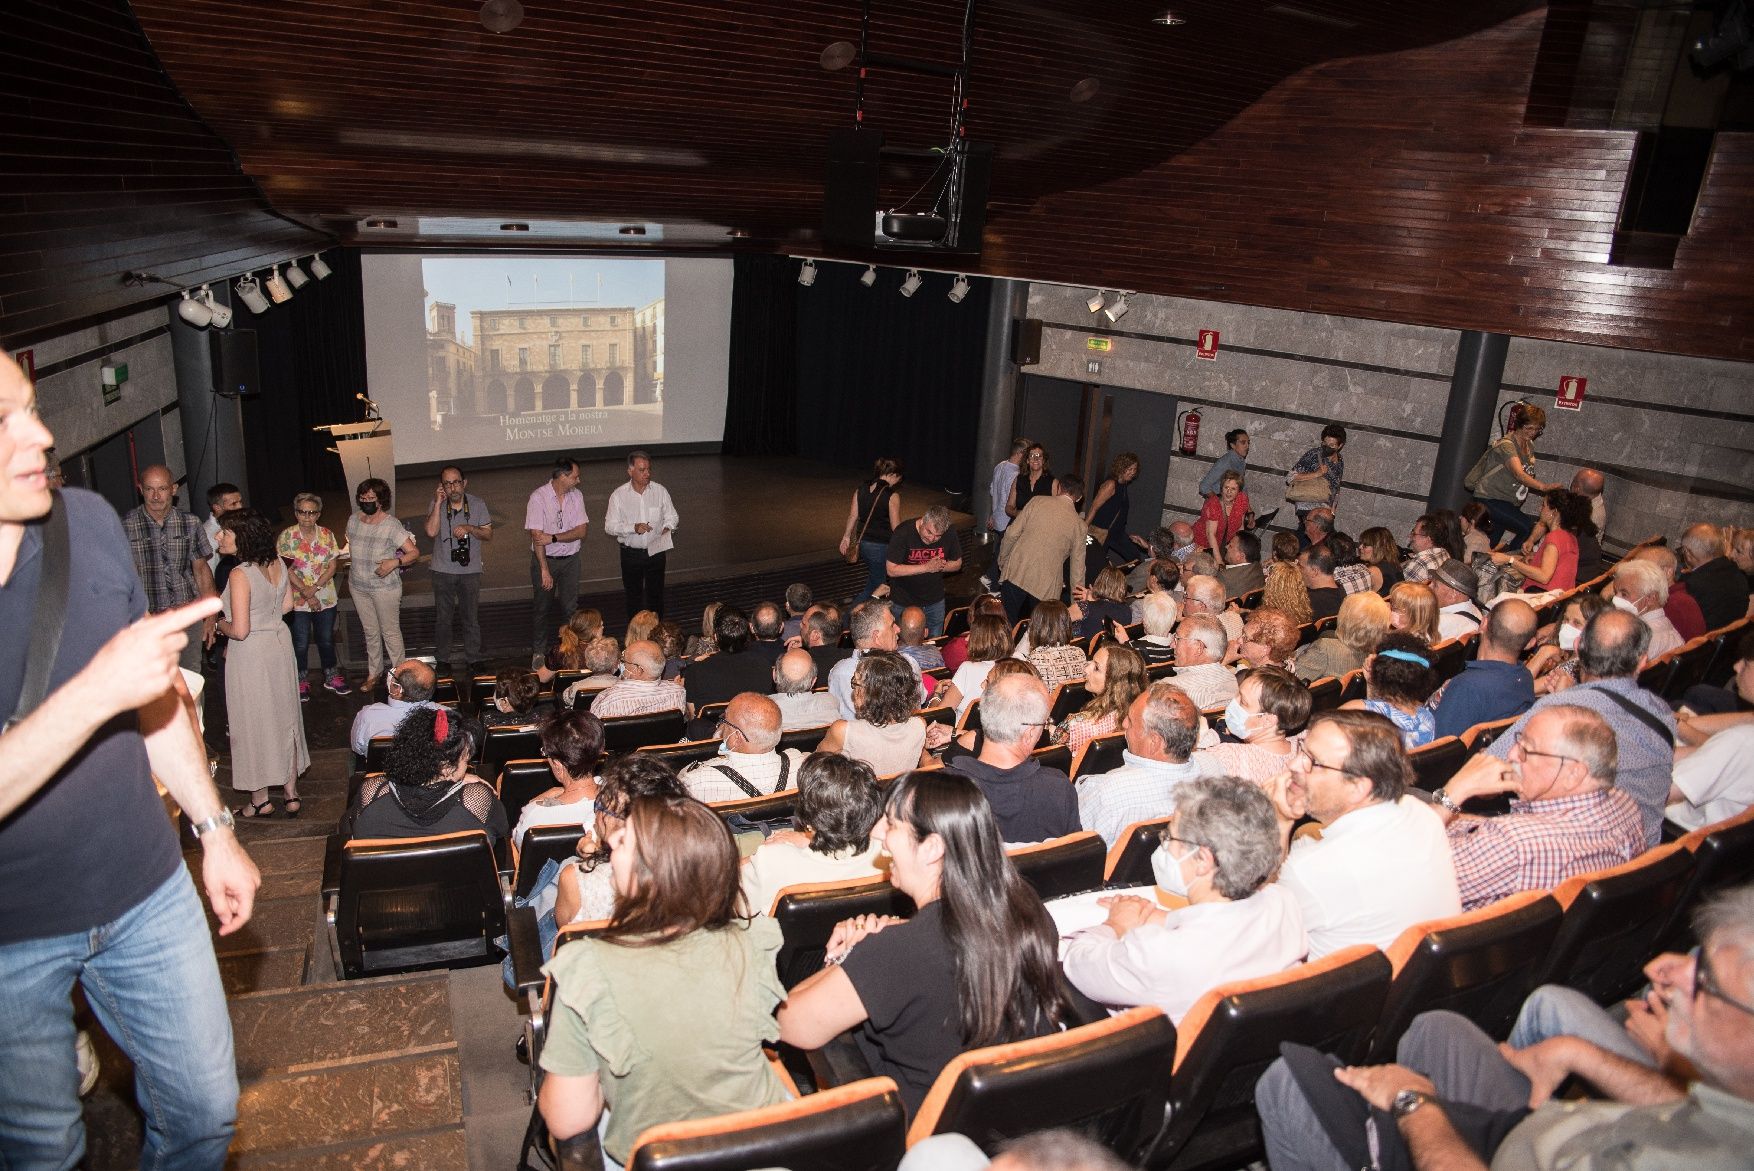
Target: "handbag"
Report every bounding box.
[846,482,887,564]
[1285,476,1331,504]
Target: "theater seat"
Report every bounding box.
[1407,735,1469,793]
[1051,681,1092,723]
[636,738,726,771]
[1147,945,1393,1170]
[1007,832,1106,901]
[1072,732,1127,780]
[324,829,509,980]
[1336,668,1366,705]
[1368,891,1563,1061]
[626,1077,909,1171]
[601,709,688,753]
[363,734,394,774]
[1660,637,1716,700]
[499,758,557,831]
[1532,842,1695,1005]
[906,1006,1177,1164]
[1029,743,1074,773]
[1658,805,1754,953]
[514,822,587,900]
[771,876,915,988]
[712,789,798,826]
[1104,817,1173,884]
[957,699,982,732]
[1462,715,1519,752]
[482,725,544,781]
[1305,676,1342,714]
[777,724,832,754]
[1429,636,1473,684]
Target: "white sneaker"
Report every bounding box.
[75,1029,100,1097]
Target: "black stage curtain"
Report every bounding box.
[239,248,369,511]
[723,255,992,492]
[722,254,799,457]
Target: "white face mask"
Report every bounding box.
[1152,841,1193,897]
[1611,595,1641,616]
[1558,624,1580,652]
[1223,698,1255,740]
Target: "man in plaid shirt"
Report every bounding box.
[1400,512,1459,584]
[1430,705,1643,910]
[121,465,218,672]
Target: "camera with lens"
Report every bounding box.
[450,529,472,566]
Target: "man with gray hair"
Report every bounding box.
[1679,522,1750,631]
[828,600,921,719]
[1630,544,1705,642]
[1063,776,1308,1021]
[1077,683,1206,846]
[1256,883,1754,1171]
[347,659,438,758]
[1168,521,1198,563]
[1486,608,1675,846]
[605,448,679,621]
[1171,613,1239,711]
[680,692,804,803]
[946,672,1078,842]
[771,648,842,730]
[1183,573,1243,645]
[1612,557,1684,658]
[1432,705,1643,910]
[885,505,963,637]
[588,639,685,719]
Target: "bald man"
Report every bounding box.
[122,464,219,671]
[1431,598,1538,738]
[771,649,842,730]
[588,639,685,719]
[680,693,806,803]
[1679,522,1750,632]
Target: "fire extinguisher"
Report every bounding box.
[1178,408,1201,456]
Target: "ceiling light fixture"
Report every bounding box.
[899,269,923,297]
[308,253,332,280]
[285,260,310,289]
[820,41,858,71]
[1069,78,1101,104]
[263,265,294,304]
[948,274,970,303]
[234,274,271,315]
[1087,290,1107,313]
[1103,292,1131,322]
[798,258,818,287]
[177,289,213,328]
[479,0,525,34]
[859,264,877,287]
[500,222,530,232]
[201,285,233,329]
[363,218,399,229]
[1153,10,1186,26]
[618,225,647,236]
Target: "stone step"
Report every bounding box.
[232,1047,464,1157]
[229,971,455,1080]
[229,1125,469,1171]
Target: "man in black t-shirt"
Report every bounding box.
[885,505,964,638]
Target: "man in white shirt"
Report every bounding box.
[828,600,921,720]
[348,659,439,758]
[1170,614,1240,711]
[771,649,843,731]
[1268,709,1461,957]
[202,482,242,575]
[986,437,1028,541]
[589,640,685,720]
[1667,640,1754,831]
[680,693,806,804]
[604,449,679,622]
[525,456,589,668]
[1431,559,1484,642]
[1612,557,1685,659]
[1062,777,1307,1023]
[1077,683,1207,846]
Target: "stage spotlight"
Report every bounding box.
[200,285,232,329]
[177,289,213,328]
[820,41,857,71]
[948,275,970,303]
[1103,292,1130,322]
[899,269,923,297]
[1086,290,1106,313]
[234,274,271,315]
[264,265,294,304]
[480,0,524,33]
[798,258,817,287]
[285,260,310,289]
[309,253,332,280]
[859,264,877,287]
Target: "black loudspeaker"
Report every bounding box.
[210,330,259,398]
[1013,318,1043,366]
[824,127,884,249]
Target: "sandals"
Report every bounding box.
[235,798,274,819]
[282,796,302,819]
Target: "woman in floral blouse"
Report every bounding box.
[278,492,348,699]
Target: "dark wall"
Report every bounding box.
[0,0,327,347]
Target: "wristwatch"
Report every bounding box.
[1432,787,1460,814]
[1391,1089,1432,1119]
[189,809,235,841]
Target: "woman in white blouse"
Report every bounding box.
[511,710,604,848]
[935,615,1013,720]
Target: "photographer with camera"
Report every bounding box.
[425,466,492,679]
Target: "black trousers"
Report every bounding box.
[619,545,667,622]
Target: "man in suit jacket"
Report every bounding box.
[996,475,1086,626]
[1219,530,1266,600]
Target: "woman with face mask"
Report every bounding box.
[1194,667,1311,782]
[1060,776,1308,1024]
[1526,593,1610,696]
[345,476,418,693]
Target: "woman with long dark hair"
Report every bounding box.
[346,706,506,844]
[1004,442,1053,520]
[538,794,789,1169]
[215,509,308,817]
[1084,451,1152,579]
[777,770,1072,1116]
[1490,487,1590,592]
[841,457,903,601]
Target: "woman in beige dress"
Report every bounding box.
[215,510,309,817]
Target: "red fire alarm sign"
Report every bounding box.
[1196,330,1220,360]
[1555,376,1587,411]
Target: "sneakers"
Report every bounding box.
[324,674,350,695]
[298,679,311,702]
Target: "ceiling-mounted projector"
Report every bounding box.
[880,211,949,242]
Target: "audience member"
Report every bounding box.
[1167,520,1199,563]
[1387,580,1442,644]
[747,600,788,666]
[1486,608,1675,846]
[1063,776,1307,1022]
[896,606,947,672]
[1667,630,1754,831]
[1183,573,1243,645]
[1346,631,1440,749]
[1196,666,1310,781]
[1239,607,1302,672]
[938,614,1013,720]
[886,505,963,637]
[1220,530,1265,599]
[537,794,787,1171]
[1084,452,1152,579]
[802,604,852,680]
[589,640,686,719]
[818,652,930,778]
[1612,557,1685,659]
[1458,500,1493,561]
[740,753,884,915]
[1431,597,1537,738]
[780,582,812,644]
[1198,428,1252,498]
[778,771,1073,1117]
[996,474,1086,625]
[1681,522,1750,630]
[1298,506,1336,553]
[563,637,622,706]
[685,606,776,713]
[512,709,605,846]
[1200,470,1250,563]
[1430,559,1484,640]
[1294,591,1390,683]
[1434,706,1642,909]
[1070,566,1133,641]
[542,607,604,678]
[1527,591,1609,696]
[680,693,805,803]
[985,437,1029,542]
[654,620,687,680]
[1357,526,1403,594]
[947,673,1080,842]
[1491,488,1586,592]
[1062,644,1147,758]
[1269,710,1461,956]
[1329,532,1372,596]
[1402,512,1462,584]
[1183,549,1222,580]
[203,480,243,576]
[279,491,347,698]
[348,658,438,757]
[1631,545,1706,642]
[686,601,722,660]
[482,668,545,727]
[829,600,923,720]
[1264,531,1314,623]
[1297,544,1345,622]
[1022,599,1088,690]
[554,756,687,929]
[625,608,660,647]
[942,592,1005,672]
[1076,683,1205,846]
[770,649,842,730]
[345,707,506,846]
[1286,423,1346,525]
[1119,591,1178,668]
[1004,443,1054,520]
[1170,614,1239,711]
[1127,526,1182,593]
[1468,402,1559,548]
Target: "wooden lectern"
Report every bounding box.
[317,421,395,508]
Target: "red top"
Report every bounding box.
[1535,528,1578,592]
[1199,490,1251,551]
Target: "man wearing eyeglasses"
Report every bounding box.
[1432,706,1643,911]
[679,693,803,805]
[1256,884,1754,1171]
[424,466,492,680]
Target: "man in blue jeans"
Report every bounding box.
[0,352,260,1169]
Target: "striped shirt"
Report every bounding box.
[588,678,686,720]
[1447,787,1644,911]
